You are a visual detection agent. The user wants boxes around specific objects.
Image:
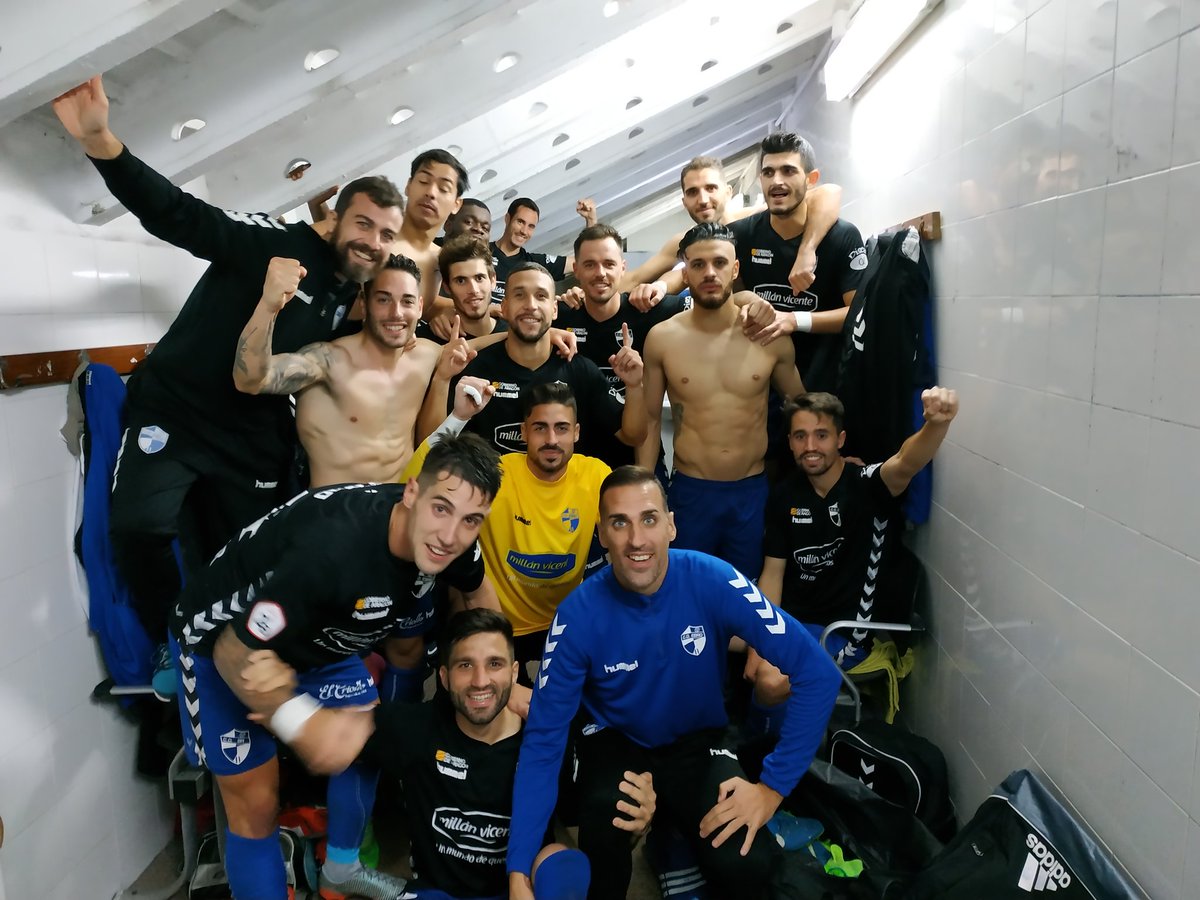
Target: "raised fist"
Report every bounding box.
[921,387,958,424]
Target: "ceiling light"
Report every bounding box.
[284,158,311,180]
[630,150,646,160]
[529,101,549,116]
[824,0,942,101]
[171,118,206,141]
[692,95,709,106]
[777,21,793,34]
[493,52,520,73]
[625,57,636,68]
[502,188,518,200]
[552,132,570,146]
[710,16,720,25]
[625,97,642,110]
[701,59,718,71]
[304,48,339,71]
[480,169,498,183]
[389,106,414,125]
[758,63,773,75]
[565,158,581,170]
[628,127,643,139]
[603,1,620,17]
[447,144,463,156]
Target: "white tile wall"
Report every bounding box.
[788,0,1200,895]
[0,153,199,896]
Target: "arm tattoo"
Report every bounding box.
[264,342,331,394]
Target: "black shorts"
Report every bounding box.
[110,408,291,567]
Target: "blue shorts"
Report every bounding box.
[668,471,769,579]
[172,635,378,776]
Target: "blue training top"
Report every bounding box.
[507,549,842,876]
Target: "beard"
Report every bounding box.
[449,681,512,726]
[334,237,383,284]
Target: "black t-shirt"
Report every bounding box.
[489,242,568,303]
[362,699,522,898]
[762,463,902,627]
[171,483,484,670]
[90,149,362,468]
[414,318,508,346]
[729,213,867,392]
[554,292,688,465]
[453,341,623,463]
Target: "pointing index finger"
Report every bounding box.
[622,321,631,348]
[450,314,461,343]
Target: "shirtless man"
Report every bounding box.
[393,148,470,314]
[638,222,804,580]
[613,156,842,308]
[234,254,473,486]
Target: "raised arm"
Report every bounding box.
[234,258,333,395]
[416,317,477,440]
[791,183,843,292]
[618,230,683,294]
[611,323,648,448]
[879,387,958,496]
[635,326,668,468]
[53,75,296,264]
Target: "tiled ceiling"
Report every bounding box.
[0,0,838,246]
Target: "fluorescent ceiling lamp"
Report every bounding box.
[823,0,942,101]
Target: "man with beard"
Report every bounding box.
[52,75,404,696]
[241,609,656,900]
[747,388,957,712]
[507,467,842,900]
[479,382,611,678]
[234,254,474,486]
[169,436,502,900]
[455,263,647,467]
[729,133,869,393]
[638,223,804,580]
[393,148,471,314]
[489,197,596,302]
[615,156,842,309]
[417,235,508,344]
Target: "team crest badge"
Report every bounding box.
[561,506,580,533]
[680,625,706,657]
[220,728,251,765]
[137,425,169,454]
[828,502,841,527]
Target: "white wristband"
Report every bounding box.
[270,694,321,743]
[792,311,813,333]
[431,413,469,445]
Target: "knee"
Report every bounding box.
[383,636,425,669]
[218,772,279,839]
[532,846,591,900]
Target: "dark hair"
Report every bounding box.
[417,433,502,501]
[334,175,404,216]
[598,465,669,512]
[439,609,515,667]
[507,197,540,219]
[782,392,845,434]
[759,132,817,172]
[520,381,577,421]
[573,222,623,258]
[505,261,553,285]
[461,198,490,214]
[376,253,422,284]
[677,221,736,259]
[411,148,470,196]
[438,235,495,283]
[679,155,725,188]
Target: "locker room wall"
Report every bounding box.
[783,1,1200,896]
[0,119,206,899]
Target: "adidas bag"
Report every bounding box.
[905,769,1145,899]
[827,721,956,842]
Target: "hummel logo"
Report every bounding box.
[514,514,532,526]
[1018,834,1072,892]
